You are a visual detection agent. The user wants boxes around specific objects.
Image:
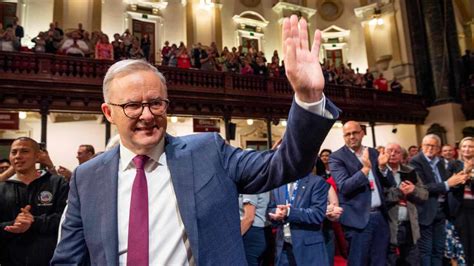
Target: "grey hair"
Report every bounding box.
[102,59,167,102]
[423,134,441,146]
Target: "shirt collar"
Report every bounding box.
[119,138,165,171]
[423,153,439,166]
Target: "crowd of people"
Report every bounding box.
[159,40,404,91]
[1,15,473,265]
[0,126,472,265]
[0,18,152,61]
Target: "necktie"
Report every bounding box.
[127,155,149,266]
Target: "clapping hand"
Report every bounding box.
[4,205,34,234]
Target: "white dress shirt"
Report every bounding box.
[118,139,193,265]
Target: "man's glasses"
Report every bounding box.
[108,99,170,119]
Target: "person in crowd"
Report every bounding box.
[112,33,122,60]
[57,144,95,181]
[167,43,178,67]
[364,70,374,89]
[382,143,428,266]
[161,40,171,65]
[31,31,46,53]
[253,56,268,76]
[239,192,270,266]
[0,137,68,265]
[407,145,419,162]
[315,150,346,266]
[95,34,114,60]
[121,29,133,53]
[177,46,192,69]
[45,23,61,54]
[54,21,64,38]
[269,173,330,265]
[77,23,86,39]
[0,159,14,182]
[129,38,144,59]
[329,121,390,266]
[447,137,474,266]
[318,149,332,180]
[390,77,403,93]
[268,56,280,77]
[141,34,151,62]
[241,59,254,75]
[11,16,24,48]
[200,46,216,71]
[441,144,456,170]
[374,73,388,91]
[410,134,469,266]
[60,30,89,57]
[225,53,240,73]
[0,28,15,52]
[51,15,339,265]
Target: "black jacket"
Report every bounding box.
[0,171,68,266]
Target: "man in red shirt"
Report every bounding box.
[374,73,389,91]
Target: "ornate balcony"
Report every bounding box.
[0,51,428,124]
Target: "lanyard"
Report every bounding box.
[285,181,299,205]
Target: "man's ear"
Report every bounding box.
[101,103,114,124]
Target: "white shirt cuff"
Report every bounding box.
[294,93,333,119]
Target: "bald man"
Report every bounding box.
[329,121,390,266]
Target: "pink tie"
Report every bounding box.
[127,155,149,266]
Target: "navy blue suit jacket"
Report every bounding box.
[329,146,386,229]
[269,175,329,266]
[409,153,450,225]
[51,101,339,265]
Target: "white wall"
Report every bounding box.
[101,0,128,38]
[18,117,106,171]
[22,0,54,48]
[63,0,93,32]
[162,0,186,46]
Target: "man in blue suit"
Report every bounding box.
[329,121,390,266]
[409,134,468,266]
[269,174,330,265]
[51,15,339,265]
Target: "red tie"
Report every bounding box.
[127,155,149,266]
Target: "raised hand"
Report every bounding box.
[378,150,390,169]
[282,15,324,103]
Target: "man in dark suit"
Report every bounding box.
[51,15,340,265]
[329,121,390,266]
[268,174,330,265]
[410,134,468,266]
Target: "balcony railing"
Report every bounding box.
[0,51,428,123]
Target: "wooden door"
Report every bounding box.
[0,2,17,27]
[132,19,155,63]
[326,49,343,68]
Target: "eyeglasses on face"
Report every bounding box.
[108,98,170,119]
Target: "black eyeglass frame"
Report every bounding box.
[108,99,170,119]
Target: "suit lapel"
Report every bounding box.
[294,177,309,208]
[342,146,363,170]
[97,146,120,266]
[165,135,199,262]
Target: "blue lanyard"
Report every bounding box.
[285,181,299,205]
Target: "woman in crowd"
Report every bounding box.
[448,137,474,266]
[95,34,113,60]
[176,46,191,69]
[129,38,144,59]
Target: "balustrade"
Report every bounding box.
[0,51,429,123]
